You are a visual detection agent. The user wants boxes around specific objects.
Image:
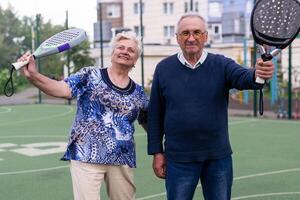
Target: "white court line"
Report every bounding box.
[137,192,167,200]
[229,118,258,125]
[232,192,300,199]
[0,106,74,126]
[229,118,300,125]
[0,107,12,114]
[255,118,300,125]
[234,167,300,180]
[0,134,144,139]
[136,167,300,200]
[0,165,69,175]
[0,135,67,139]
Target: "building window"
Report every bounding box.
[194,1,199,12]
[184,2,189,13]
[163,25,175,37]
[134,26,145,36]
[134,26,139,36]
[214,26,219,34]
[163,2,174,14]
[234,19,240,33]
[170,2,174,14]
[163,3,168,14]
[184,1,199,12]
[107,5,120,18]
[134,3,138,14]
[134,2,144,14]
[209,2,222,18]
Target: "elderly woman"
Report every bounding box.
[19,32,148,200]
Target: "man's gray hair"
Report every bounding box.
[176,12,207,33]
[110,32,142,56]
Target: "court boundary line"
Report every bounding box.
[232,192,300,199]
[0,107,12,114]
[0,135,68,139]
[0,105,74,126]
[0,165,69,175]
[136,167,300,200]
[0,133,145,139]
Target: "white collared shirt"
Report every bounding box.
[177,50,208,69]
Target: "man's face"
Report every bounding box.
[176,16,208,56]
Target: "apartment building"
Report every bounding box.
[122,0,208,45]
[94,0,256,46]
[222,0,253,43]
[94,0,123,47]
[207,0,223,44]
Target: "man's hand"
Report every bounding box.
[255,58,274,81]
[152,153,166,179]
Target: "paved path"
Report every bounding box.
[228,108,277,119]
[0,87,66,105]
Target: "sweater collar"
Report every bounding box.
[177,50,208,69]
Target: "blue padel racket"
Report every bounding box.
[251,0,300,115]
[4,28,87,97]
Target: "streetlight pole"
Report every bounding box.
[253,0,257,117]
[139,0,145,88]
[288,45,292,119]
[36,14,42,104]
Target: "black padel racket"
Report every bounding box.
[4,28,87,97]
[251,0,300,115]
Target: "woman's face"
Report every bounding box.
[111,39,139,68]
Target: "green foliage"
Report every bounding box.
[0,68,29,95]
[69,40,96,72]
[0,6,29,70]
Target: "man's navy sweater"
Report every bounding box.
[147,53,263,162]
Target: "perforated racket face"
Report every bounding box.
[251,0,300,48]
[43,29,81,48]
[33,28,87,58]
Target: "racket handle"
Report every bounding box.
[261,53,273,62]
[255,77,265,84]
[255,52,272,84]
[12,60,30,71]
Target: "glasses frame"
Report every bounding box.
[177,30,207,40]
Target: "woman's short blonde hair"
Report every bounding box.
[110,32,142,57]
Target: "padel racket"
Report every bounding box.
[4,28,87,97]
[251,0,300,114]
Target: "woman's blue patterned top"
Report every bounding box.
[61,67,148,168]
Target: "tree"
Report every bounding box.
[69,40,95,73]
[0,6,30,70]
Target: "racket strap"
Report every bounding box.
[3,67,15,97]
[259,89,264,115]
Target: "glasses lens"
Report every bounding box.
[179,30,206,39]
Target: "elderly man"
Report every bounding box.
[147,12,274,200]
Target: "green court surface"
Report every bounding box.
[0,104,300,200]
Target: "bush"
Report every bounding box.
[0,68,29,95]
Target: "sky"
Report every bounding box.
[1,0,97,40]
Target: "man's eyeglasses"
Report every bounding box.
[178,30,207,40]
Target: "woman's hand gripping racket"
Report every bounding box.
[250,0,300,114]
[4,28,87,97]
